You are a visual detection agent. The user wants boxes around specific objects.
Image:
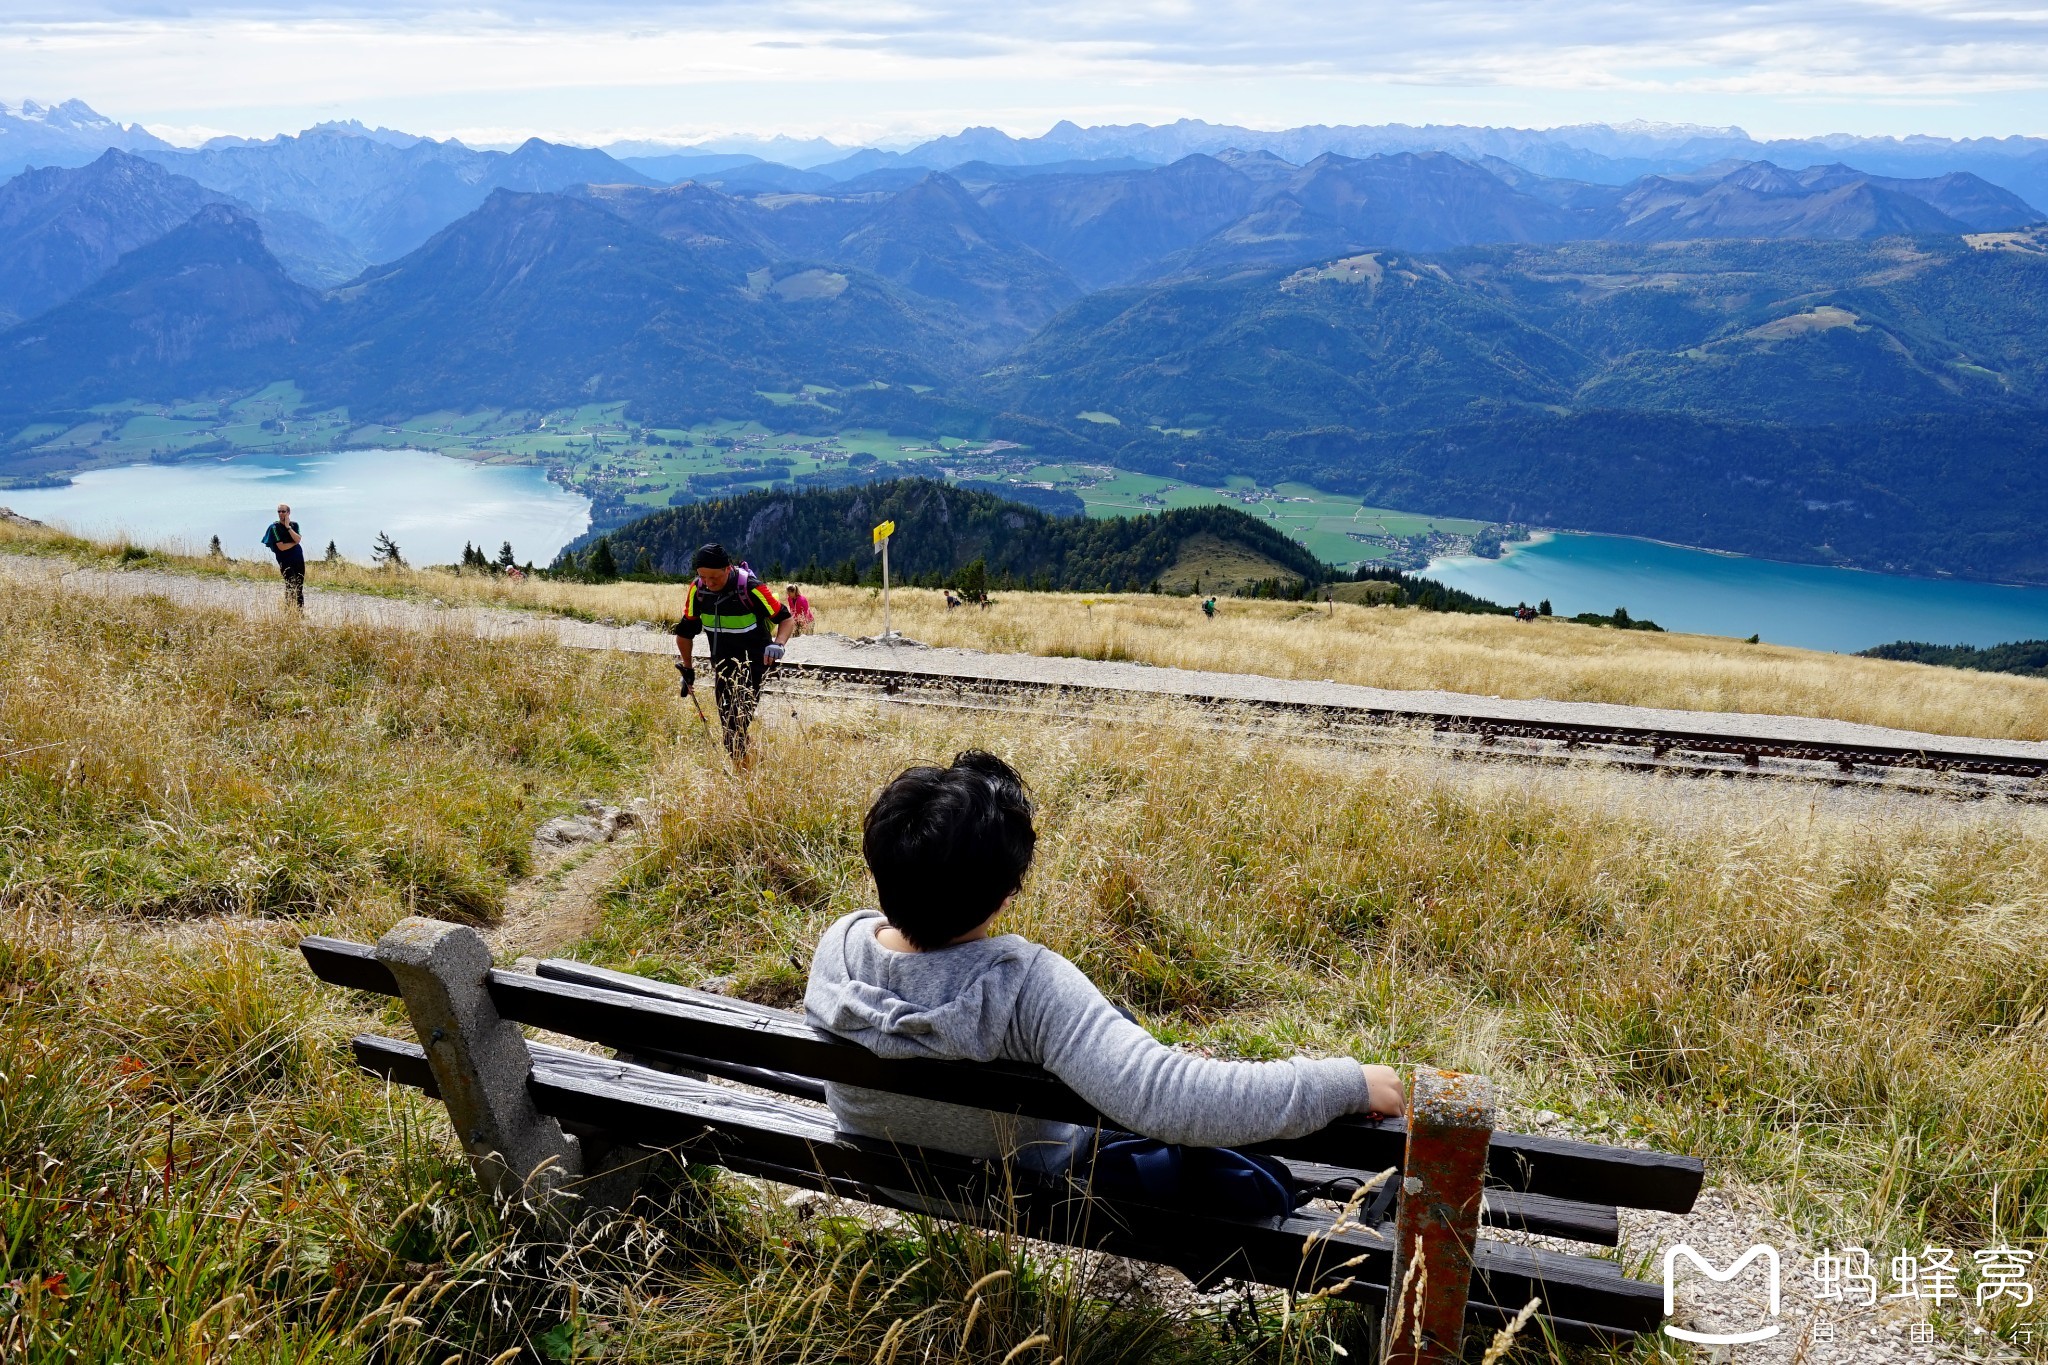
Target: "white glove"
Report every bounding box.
[764,642,786,664]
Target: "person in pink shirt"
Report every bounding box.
[786,583,816,634]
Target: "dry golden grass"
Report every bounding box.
[9,515,2043,741]
[792,586,2048,742]
[615,697,2048,1266]
[0,581,1324,1364]
[6,574,2046,1358]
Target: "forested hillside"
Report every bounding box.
[580,478,1331,591]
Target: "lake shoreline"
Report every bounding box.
[1437,526,2047,593]
[1,448,592,569]
[1424,529,2048,653]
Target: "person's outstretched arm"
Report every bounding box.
[1012,950,1399,1147]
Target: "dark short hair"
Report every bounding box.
[692,543,732,570]
[863,751,1035,949]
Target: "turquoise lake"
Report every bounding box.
[1427,532,2048,653]
[9,451,2047,655]
[2,449,591,568]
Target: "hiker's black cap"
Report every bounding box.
[692,543,732,570]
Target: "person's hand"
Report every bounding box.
[676,662,696,696]
[764,642,786,665]
[1361,1064,1405,1118]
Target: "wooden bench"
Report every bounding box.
[302,917,1704,1364]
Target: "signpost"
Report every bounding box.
[872,520,897,640]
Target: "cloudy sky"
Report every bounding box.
[6,1,2047,148]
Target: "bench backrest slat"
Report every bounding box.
[300,936,1703,1213]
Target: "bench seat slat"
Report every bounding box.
[349,1032,1661,1337]
[712,1150,1636,1346]
[305,937,1702,1214]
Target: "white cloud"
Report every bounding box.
[3,1,2044,141]
[139,121,240,146]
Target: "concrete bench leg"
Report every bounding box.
[1382,1069,1495,1365]
[376,916,585,1230]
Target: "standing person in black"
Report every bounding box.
[673,543,794,765]
[261,502,306,610]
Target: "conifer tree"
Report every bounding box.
[372,531,404,568]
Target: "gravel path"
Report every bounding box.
[11,553,2040,766]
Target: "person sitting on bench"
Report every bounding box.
[805,750,1405,1177]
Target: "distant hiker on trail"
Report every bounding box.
[786,583,815,634]
[1201,597,1217,619]
[261,503,305,610]
[674,544,794,765]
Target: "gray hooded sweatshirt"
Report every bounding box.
[804,909,1373,1172]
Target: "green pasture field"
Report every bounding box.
[5,385,1501,567]
[989,463,1488,564]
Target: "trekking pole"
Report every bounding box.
[779,661,814,743]
[689,691,728,768]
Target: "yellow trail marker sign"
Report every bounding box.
[872,521,899,640]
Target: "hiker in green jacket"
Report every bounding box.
[674,544,795,765]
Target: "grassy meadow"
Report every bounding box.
[4,533,2047,1360]
[8,515,2047,743]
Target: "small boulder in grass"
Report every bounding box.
[534,800,642,847]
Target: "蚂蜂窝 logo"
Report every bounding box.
[1664,1244,1783,1345]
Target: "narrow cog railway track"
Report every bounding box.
[767,660,2048,801]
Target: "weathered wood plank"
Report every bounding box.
[1482,1190,1621,1246]
[536,958,805,1023]
[302,936,399,994]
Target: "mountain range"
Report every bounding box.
[985,235,2048,433]
[305,189,964,422]
[0,204,319,409]
[0,150,363,325]
[618,116,2048,220]
[137,128,657,263]
[7,136,2036,352]
[4,105,2048,583]
[0,98,173,179]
